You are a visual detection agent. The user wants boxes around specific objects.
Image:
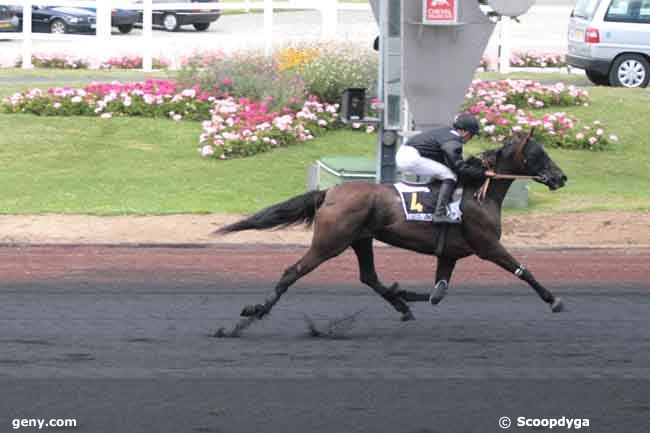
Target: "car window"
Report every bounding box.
[605,0,650,22]
[573,0,601,19]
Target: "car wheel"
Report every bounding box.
[609,54,650,88]
[49,19,67,34]
[193,22,210,31]
[162,13,178,31]
[585,69,610,86]
[117,24,133,34]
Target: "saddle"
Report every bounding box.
[393,181,464,223]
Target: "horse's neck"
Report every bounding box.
[486,178,515,207]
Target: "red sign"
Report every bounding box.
[423,0,457,24]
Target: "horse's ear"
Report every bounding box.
[514,128,535,164]
[525,127,535,144]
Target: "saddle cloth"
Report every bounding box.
[394,182,463,223]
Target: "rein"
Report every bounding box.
[475,152,542,204]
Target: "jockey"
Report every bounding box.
[395,113,495,224]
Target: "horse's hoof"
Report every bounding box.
[241,304,265,317]
[429,280,448,305]
[551,297,564,313]
[213,328,227,338]
[401,311,415,322]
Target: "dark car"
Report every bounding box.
[138,0,220,32]
[14,5,96,34]
[0,5,19,32]
[80,0,139,34]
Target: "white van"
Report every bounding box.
[567,0,650,87]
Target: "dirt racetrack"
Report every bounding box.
[1,244,650,433]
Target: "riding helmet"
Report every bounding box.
[453,113,480,136]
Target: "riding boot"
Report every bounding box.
[432,180,457,224]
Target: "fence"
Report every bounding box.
[1,1,570,72]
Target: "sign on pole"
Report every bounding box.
[423,0,458,24]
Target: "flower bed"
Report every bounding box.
[3,79,213,121]
[3,73,616,156]
[466,80,616,150]
[15,53,91,69]
[99,55,171,70]
[13,53,170,70]
[510,52,567,68]
[199,97,340,159]
[480,52,568,71]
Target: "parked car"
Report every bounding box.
[80,0,139,34]
[137,0,220,32]
[0,5,19,32]
[568,0,650,88]
[13,5,97,34]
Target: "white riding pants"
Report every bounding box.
[395,145,457,181]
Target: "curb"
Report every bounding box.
[1,242,650,252]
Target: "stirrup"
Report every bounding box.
[432,213,456,224]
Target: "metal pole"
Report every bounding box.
[142,0,153,71]
[21,0,33,70]
[322,0,337,40]
[498,17,512,74]
[96,0,111,39]
[264,0,273,57]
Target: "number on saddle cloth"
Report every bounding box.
[393,181,463,223]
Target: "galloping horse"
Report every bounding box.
[216,131,567,334]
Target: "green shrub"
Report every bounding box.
[300,45,378,104]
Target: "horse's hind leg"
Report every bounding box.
[351,238,415,321]
[240,248,326,319]
[241,205,366,319]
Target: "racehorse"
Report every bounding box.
[215,130,567,335]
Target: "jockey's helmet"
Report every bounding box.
[453,113,480,136]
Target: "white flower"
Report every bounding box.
[576,133,585,140]
[181,88,197,98]
[100,112,112,119]
[596,129,604,136]
[172,114,182,121]
[200,145,214,157]
[589,137,598,145]
[53,102,62,109]
[70,96,82,104]
[609,135,619,142]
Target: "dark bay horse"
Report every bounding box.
[216,131,568,333]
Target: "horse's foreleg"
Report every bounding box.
[351,238,415,321]
[429,256,457,305]
[477,243,563,313]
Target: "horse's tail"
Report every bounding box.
[215,190,327,235]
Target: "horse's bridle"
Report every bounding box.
[475,130,544,204]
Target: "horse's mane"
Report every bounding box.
[460,149,498,187]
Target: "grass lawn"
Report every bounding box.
[1,69,649,215]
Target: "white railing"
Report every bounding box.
[2,1,569,72]
[3,0,372,71]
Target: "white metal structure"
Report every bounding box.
[1,0,569,72]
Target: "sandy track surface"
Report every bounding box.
[1,211,649,247]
